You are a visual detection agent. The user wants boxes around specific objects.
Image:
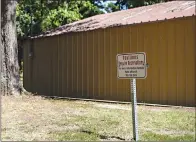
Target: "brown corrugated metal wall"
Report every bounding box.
[23,16,196,106]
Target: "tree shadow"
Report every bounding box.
[80,130,126,141]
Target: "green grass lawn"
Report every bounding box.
[2,94,195,141]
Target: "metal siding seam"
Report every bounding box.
[62,36,64,96]
[116,28,119,99]
[66,35,68,96]
[122,27,126,100]
[165,22,168,105]
[50,52,52,96]
[176,20,180,105]
[52,38,54,95]
[106,29,108,99]
[195,17,196,107]
[27,42,29,91]
[25,42,27,90]
[69,35,71,96]
[151,24,155,104]
[111,28,115,100]
[143,26,146,103]
[136,26,138,102]
[83,32,87,98]
[51,39,53,95]
[109,28,112,99]
[168,21,175,106]
[122,27,125,101]
[23,44,25,90]
[185,19,188,106]
[81,32,83,97]
[150,24,153,104]
[92,31,95,98]
[98,30,100,98]
[104,29,106,98]
[140,26,145,102]
[194,17,196,106]
[90,32,92,98]
[58,36,60,96]
[192,17,196,106]
[130,26,132,101]
[175,20,178,106]
[124,27,129,101]
[61,36,63,96]
[158,22,162,105]
[77,34,79,96]
[80,33,83,96]
[34,41,36,93]
[195,17,196,106]
[55,37,57,96]
[99,30,102,98]
[108,29,111,100]
[184,19,187,106]
[101,30,104,99]
[86,32,89,98]
[53,38,55,96]
[51,37,56,95]
[75,34,77,97]
[94,31,98,98]
[27,41,28,90]
[71,35,73,95]
[37,41,39,93]
[143,26,147,103]
[26,42,28,90]
[164,22,167,105]
[32,40,34,92]
[181,19,186,106]
[60,37,62,96]
[167,22,169,105]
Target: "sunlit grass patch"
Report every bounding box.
[2,95,195,141]
[142,132,195,141]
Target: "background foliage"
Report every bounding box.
[16,0,104,38]
[16,0,171,38]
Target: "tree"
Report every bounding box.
[16,0,104,37]
[41,3,81,32]
[116,0,171,9]
[105,2,120,13]
[1,0,21,95]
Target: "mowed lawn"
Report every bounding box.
[2,94,195,141]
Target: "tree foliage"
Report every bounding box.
[16,0,170,38]
[105,2,120,13]
[116,0,172,9]
[16,0,104,38]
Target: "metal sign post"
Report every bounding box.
[131,78,138,141]
[116,52,148,142]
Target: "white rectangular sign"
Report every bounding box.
[116,52,147,79]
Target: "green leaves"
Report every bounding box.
[16,0,168,38]
[105,2,120,13]
[41,7,81,32]
[16,0,103,38]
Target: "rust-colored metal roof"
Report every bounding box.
[33,1,195,38]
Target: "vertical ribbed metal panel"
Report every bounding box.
[23,16,195,106]
[23,40,29,91]
[184,17,195,106]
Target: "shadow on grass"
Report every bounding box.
[81,130,126,141]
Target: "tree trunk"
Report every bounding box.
[1,0,21,95]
